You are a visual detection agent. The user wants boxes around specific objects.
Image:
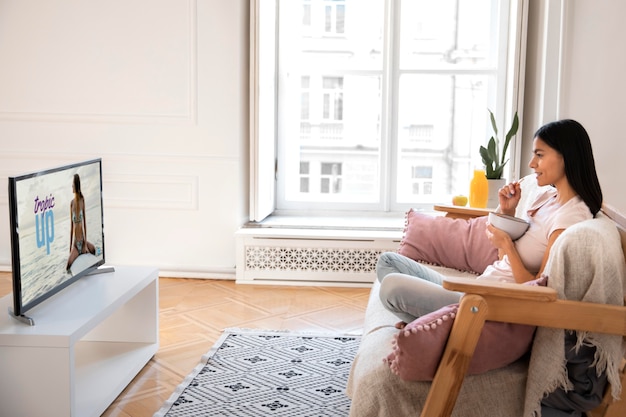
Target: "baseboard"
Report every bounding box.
[158,269,236,280]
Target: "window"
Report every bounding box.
[302,0,346,36]
[411,165,433,196]
[320,162,342,193]
[322,76,343,122]
[250,0,526,220]
[300,161,310,192]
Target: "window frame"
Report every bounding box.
[249,0,528,222]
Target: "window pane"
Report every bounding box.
[300,177,309,192]
[276,0,511,211]
[282,72,383,204]
[336,5,345,34]
[399,0,496,69]
[412,166,432,179]
[395,73,492,204]
[321,162,341,175]
[321,177,329,193]
[302,4,311,27]
[301,92,310,119]
[325,6,332,33]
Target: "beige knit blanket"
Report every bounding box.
[524,213,625,416]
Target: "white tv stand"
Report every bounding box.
[0,266,159,417]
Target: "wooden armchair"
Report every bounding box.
[421,205,626,417]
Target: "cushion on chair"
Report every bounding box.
[347,279,529,417]
[385,277,546,381]
[398,209,498,275]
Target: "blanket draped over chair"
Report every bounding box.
[524,214,625,416]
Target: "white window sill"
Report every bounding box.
[244,212,417,232]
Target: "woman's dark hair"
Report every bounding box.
[73,174,84,200]
[534,119,603,215]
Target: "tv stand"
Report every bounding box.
[0,266,158,417]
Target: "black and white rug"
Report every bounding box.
[154,328,361,417]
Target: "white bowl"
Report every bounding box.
[488,212,530,240]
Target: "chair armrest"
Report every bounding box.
[443,277,626,336]
[442,277,557,302]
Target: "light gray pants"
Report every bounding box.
[376,252,462,322]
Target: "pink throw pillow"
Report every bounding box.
[398,209,498,274]
[385,278,546,381]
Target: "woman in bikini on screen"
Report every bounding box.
[66,173,96,271]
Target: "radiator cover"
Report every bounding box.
[235,228,401,285]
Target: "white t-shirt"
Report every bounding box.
[478,188,593,283]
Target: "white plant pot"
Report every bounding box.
[487,178,506,208]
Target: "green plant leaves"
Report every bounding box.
[481,110,519,179]
[501,113,519,166]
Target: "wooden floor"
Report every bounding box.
[0,272,371,417]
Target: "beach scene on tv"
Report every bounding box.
[15,162,104,308]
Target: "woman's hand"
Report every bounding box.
[485,223,513,251]
[487,220,535,283]
[498,181,522,216]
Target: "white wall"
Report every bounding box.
[522,0,626,214]
[1,0,625,277]
[0,0,249,276]
[559,0,626,213]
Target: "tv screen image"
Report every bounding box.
[8,158,105,321]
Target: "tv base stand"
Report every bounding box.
[0,266,158,417]
[7,307,35,326]
[6,265,117,327]
[87,264,116,275]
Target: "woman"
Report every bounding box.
[66,173,96,271]
[377,119,603,323]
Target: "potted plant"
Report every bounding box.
[479,109,519,207]
[479,109,519,179]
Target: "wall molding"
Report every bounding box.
[105,174,199,211]
[0,152,235,210]
[0,0,198,125]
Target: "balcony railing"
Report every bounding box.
[300,122,344,141]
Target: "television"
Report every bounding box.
[7,158,106,324]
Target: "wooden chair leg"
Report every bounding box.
[420,294,489,417]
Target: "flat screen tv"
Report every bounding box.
[7,158,106,324]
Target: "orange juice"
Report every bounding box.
[469,169,488,208]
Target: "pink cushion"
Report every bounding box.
[385,277,546,381]
[398,209,498,274]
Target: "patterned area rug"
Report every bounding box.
[154,328,361,417]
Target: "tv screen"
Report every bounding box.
[8,158,105,320]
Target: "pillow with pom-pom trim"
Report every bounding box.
[384,277,545,381]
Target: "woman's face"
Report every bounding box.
[528,137,566,187]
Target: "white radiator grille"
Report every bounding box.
[244,246,382,273]
[235,228,401,285]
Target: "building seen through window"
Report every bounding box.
[275,0,516,212]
